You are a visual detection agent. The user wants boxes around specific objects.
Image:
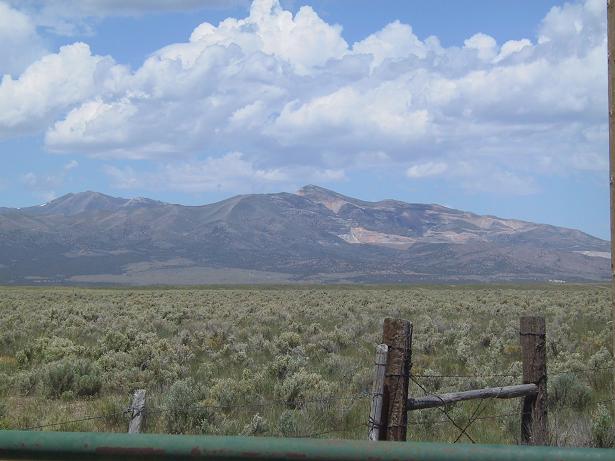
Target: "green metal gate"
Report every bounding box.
[0,431,614,461]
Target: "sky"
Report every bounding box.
[0,0,609,239]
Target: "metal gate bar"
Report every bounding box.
[0,431,614,461]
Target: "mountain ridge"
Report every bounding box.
[0,186,608,285]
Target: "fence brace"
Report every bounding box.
[408,384,538,410]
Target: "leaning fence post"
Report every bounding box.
[381,318,412,441]
[128,389,146,434]
[520,316,548,445]
[368,344,389,441]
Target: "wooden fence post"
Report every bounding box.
[368,344,389,441]
[520,317,548,445]
[607,0,615,412]
[381,318,412,441]
[128,389,146,434]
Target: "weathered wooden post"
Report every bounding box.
[368,344,388,441]
[128,389,146,434]
[520,317,548,445]
[607,0,615,407]
[381,318,412,441]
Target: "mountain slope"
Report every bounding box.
[0,187,609,284]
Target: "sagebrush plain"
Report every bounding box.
[0,284,612,446]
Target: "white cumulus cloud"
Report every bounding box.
[105,152,345,193]
[0,0,608,194]
[21,159,79,201]
[5,0,250,35]
[464,33,498,61]
[0,2,46,76]
[353,21,427,68]
[0,43,125,137]
[406,162,448,178]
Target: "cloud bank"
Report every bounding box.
[0,0,607,194]
[4,0,250,35]
[0,2,46,76]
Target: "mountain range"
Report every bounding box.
[0,185,609,284]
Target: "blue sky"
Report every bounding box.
[0,0,608,239]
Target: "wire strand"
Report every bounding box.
[23,410,130,431]
[412,365,614,380]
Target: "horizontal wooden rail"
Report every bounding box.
[408,384,538,410]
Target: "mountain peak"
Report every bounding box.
[122,197,165,208]
[297,184,335,194]
[35,191,128,216]
[296,185,356,213]
[0,187,608,284]
[49,191,112,202]
[298,184,358,197]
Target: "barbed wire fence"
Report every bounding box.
[13,318,615,446]
[407,364,615,444]
[18,364,614,445]
[20,392,373,438]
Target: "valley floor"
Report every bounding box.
[0,284,612,446]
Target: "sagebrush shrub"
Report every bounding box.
[274,370,335,409]
[277,409,299,436]
[162,378,209,434]
[0,285,612,445]
[548,373,591,411]
[42,359,101,399]
[592,404,615,448]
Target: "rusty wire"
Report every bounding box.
[409,375,476,443]
[20,392,370,434]
[413,365,613,381]
[23,409,131,431]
